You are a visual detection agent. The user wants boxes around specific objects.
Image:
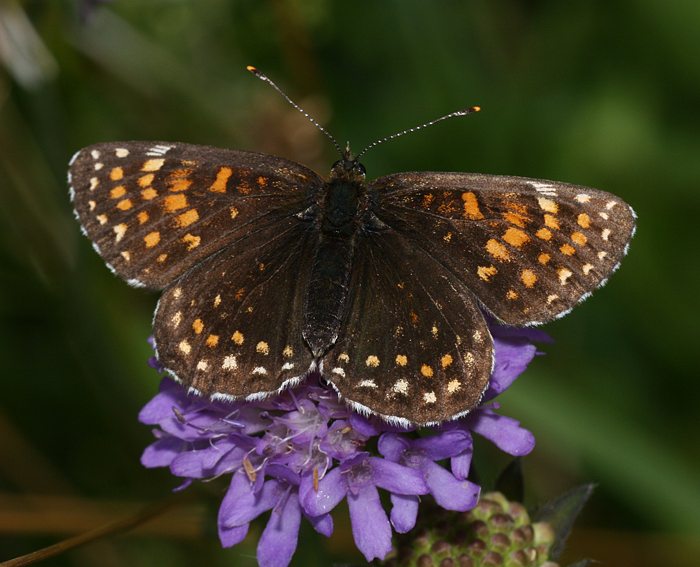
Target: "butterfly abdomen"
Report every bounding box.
[302,176,366,357]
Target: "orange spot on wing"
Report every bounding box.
[256,176,268,187]
[141,188,158,200]
[486,239,511,261]
[506,289,518,300]
[232,331,244,345]
[109,167,124,181]
[571,231,588,246]
[168,169,193,192]
[144,231,160,248]
[420,364,434,378]
[110,185,126,199]
[502,201,530,227]
[157,253,167,262]
[477,265,498,281]
[577,213,591,228]
[164,193,188,212]
[538,253,551,265]
[137,211,149,224]
[210,167,233,193]
[176,209,199,227]
[440,354,453,369]
[461,192,484,220]
[502,227,530,248]
[192,319,204,334]
[182,233,200,250]
[206,334,219,347]
[521,269,537,288]
[138,174,154,188]
[544,214,560,229]
[560,243,576,256]
[116,199,133,211]
[536,228,552,240]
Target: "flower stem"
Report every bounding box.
[0,492,191,567]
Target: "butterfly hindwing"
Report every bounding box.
[153,217,316,399]
[371,173,636,326]
[69,142,321,289]
[322,230,493,426]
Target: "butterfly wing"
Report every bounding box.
[370,173,636,326]
[69,142,322,289]
[321,230,493,426]
[153,216,316,399]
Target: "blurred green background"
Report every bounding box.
[0,1,698,565]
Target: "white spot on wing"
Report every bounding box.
[252,367,267,375]
[358,379,378,389]
[531,181,557,196]
[115,148,129,157]
[146,144,174,156]
[222,355,237,370]
[332,367,346,377]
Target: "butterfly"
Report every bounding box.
[68,72,635,427]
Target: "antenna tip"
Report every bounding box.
[246,65,259,73]
[470,105,481,113]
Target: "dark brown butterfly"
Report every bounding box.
[68,70,635,426]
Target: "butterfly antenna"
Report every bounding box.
[354,106,481,162]
[247,65,343,157]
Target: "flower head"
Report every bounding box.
[139,325,544,566]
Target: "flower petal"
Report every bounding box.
[219,473,281,528]
[140,437,186,468]
[450,442,474,481]
[377,433,409,461]
[257,491,302,567]
[299,466,346,516]
[218,522,249,548]
[169,440,238,478]
[370,457,429,495]
[485,337,538,400]
[305,511,334,537]
[424,461,480,511]
[413,430,472,460]
[348,485,393,562]
[138,382,185,424]
[389,494,419,533]
[469,409,535,456]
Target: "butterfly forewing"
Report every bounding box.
[69,142,321,289]
[322,231,493,425]
[154,217,316,399]
[371,173,636,326]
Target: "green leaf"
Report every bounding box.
[534,484,595,560]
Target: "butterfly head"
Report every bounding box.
[330,144,366,182]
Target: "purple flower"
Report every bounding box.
[139,325,543,566]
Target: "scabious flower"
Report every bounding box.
[139,325,546,566]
